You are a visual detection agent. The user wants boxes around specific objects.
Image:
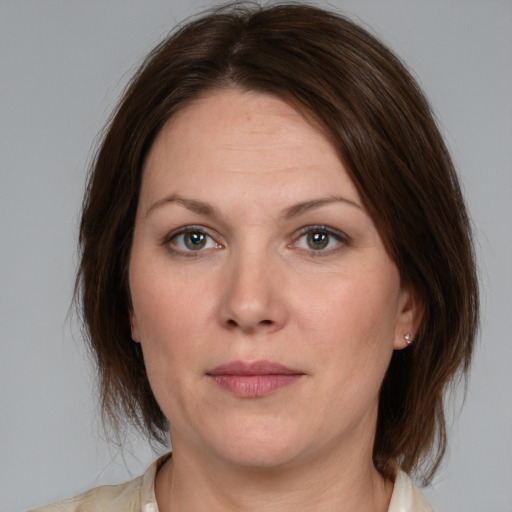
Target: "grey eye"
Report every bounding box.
[169,228,219,252]
[184,231,207,250]
[293,226,347,253]
[306,231,329,250]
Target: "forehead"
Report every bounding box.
[141,88,361,207]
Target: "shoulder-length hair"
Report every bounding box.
[77,2,478,484]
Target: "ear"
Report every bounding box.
[394,283,424,350]
[130,311,141,343]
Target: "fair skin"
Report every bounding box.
[129,89,422,512]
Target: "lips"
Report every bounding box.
[207,360,304,397]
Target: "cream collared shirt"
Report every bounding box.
[30,454,433,512]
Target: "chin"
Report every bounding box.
[218,443,303,471]
[203,417,311,470]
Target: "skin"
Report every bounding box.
[129,89,422,512]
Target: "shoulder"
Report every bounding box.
[388,470,434,512]
[28,476,143,512]
[29,453,170,512]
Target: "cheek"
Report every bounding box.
[131,273,209,416]
[129,262,195,379]
[131,255,214,338]
[292,267,400,387]
[294,270,400,342]
[293,276,399,431]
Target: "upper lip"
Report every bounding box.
[207,360,303,376]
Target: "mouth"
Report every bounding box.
[206,360,305,398]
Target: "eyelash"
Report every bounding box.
[290,225,349,256]
[163,226,221,258]
[162,225,349,258]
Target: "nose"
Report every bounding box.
[218,248,288,334]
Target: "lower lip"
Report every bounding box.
[210,374,302,397]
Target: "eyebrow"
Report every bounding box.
[146,194,362,219]
[146,194,216,218]
[281,196,362,220]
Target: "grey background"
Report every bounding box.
[1,1,511,511]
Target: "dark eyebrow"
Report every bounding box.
[282,196,362,220]
[146,194,216,218]
[146,194,361,219]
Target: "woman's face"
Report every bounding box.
[129,89,418,470]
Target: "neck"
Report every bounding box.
[155,435,393,512]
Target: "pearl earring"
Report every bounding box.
[404,333,412,345]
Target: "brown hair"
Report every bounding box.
[77,2,478,484]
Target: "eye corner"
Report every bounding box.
[290,225,349,255]
[163,225,223,257]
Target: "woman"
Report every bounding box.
[32,3,478,511]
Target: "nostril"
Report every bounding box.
[225,318,274,330]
